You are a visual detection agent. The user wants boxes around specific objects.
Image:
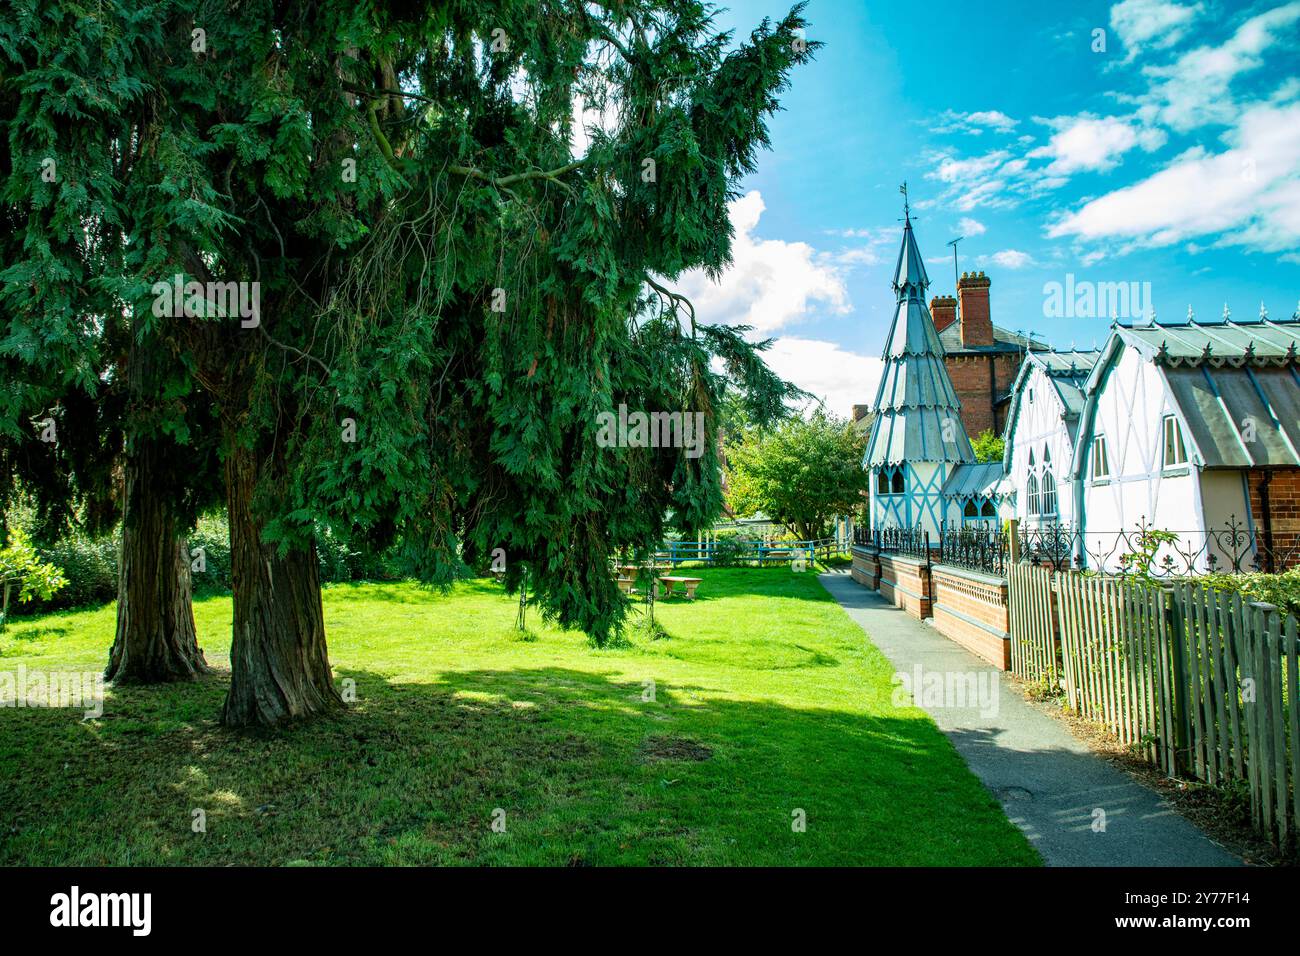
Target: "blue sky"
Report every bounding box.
[674,0,1300,415]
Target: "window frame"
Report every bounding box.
[1091,435,1110,481]
[1162,415,1188,469]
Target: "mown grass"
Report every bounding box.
[0,568,1037,866]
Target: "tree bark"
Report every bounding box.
[219,436,342,727]
[105,362,208,684]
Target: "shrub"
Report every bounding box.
[1199,568,1300,618]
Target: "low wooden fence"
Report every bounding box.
[655,537,845,567]
[1007,562,1300,846]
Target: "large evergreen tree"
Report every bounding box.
[2,0,814,726]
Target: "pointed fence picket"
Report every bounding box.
[1005,562,1299,847]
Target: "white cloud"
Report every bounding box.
[1028,114,1167,175]
[1133,2,1300,132]
[762,337,884,419]
[986,249,1036,269]
[673,191,850,335]
[957,217,987,236]
[931,110,1019,134]
[1047,101,1300,257]
[1110,0,1204,60]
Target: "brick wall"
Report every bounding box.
[930,295,957,334]
[930,565,1011,669]
[1244,467,1300,570]
[878,553,932,619]
[944,351,1022,438]
[850,546,880,589]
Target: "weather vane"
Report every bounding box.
[899,180,910,220]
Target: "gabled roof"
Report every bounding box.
[1072,315,1300,475]
[1001,348,1102,469]
[865,217,974,467]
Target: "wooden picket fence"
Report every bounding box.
[1007,564,1300,847]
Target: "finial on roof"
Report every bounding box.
[1259,300,1268,319]
[1187,304,1195,321]
[899,180,910,221]
[1148,306,1157,325]
[1223,302,1231,320]
[1294,298,1300,320]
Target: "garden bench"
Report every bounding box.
[615,575,636,595]
[658,576,703,600]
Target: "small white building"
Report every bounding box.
[1000,350,1099,530]
[997,313,1300,572]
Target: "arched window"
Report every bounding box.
[981,501,996,518]
[1043,446,1051,466]
[891,469,905,494]
[1041,471,1058,516]
[1027,473,1040,515]
[963,499,978,518]
[876,469,890,495]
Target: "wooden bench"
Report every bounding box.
[614,575,636,595]
[658,576,703,600]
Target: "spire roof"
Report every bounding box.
[865,214,973,467]
[891,214,930,297]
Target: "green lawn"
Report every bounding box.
[0,568,1037,866]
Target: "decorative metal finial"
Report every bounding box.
[1259,300,1268,319]
[1187,304,1195,321]
[1222,302,1231,320]
[899,180,910,221]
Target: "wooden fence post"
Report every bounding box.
[1007,519,1021,565]
[1163,586,1191,776]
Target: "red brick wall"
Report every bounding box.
[931,295,957,334]
[957,272,992,347]
[1244,467,1300,570]
[931,565,1011,669]
[850,546,880,589]
[944,352,1022,438]
[878,553,932,619]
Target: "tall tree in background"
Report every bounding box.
[726,411,870,540]
[2,0,813,726]
[0,4,217,683]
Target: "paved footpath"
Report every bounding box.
[820,571,1240,867]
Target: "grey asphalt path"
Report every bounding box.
[819,571,1240,867]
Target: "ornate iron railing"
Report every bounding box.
[937,525,1006,576]
[876,526,931,561]
[1015,517,1300,577]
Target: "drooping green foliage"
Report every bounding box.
[726,411,869,540]
[0,527,66,629]
[1,0,816,649]
[971,428,1005,464]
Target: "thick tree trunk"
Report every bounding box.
[105,361,208,684]
[219,438,341,727]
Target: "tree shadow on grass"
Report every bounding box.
[0,665,1039,868]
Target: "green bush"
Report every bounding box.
[11,511,407,616]
[1200,568,1300,618]
[29,534,117,612]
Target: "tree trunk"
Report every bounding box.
[105,370,208,684]
[219,437,341,727]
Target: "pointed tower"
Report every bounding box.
[864,202,974,536]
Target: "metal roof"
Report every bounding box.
[865,217,974,467]
[1074,316,1300,474]
[942,461,1014,499]
[891,216,929,296]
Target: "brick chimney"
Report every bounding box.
[957,271,993,347]
[852,404,871,423]
[930,295,958,334]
